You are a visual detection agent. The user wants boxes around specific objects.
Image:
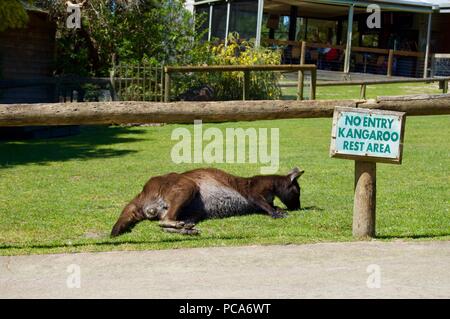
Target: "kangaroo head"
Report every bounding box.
[277,167,305,210]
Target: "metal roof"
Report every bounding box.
[375,0,450,10]
[194,0,450,13]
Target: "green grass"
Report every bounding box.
[282,82,443,100]
[0,84,449,255]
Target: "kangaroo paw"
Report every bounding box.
[159,220,185,229]
[271,209,288,218]
[183,222,196,229]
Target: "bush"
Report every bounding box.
[0,0,28,32]
[173,34,283,101]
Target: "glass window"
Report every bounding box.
[195,4,210,41]
[211,3,228,41]
[228,0,258,40]
[302,19,339,44]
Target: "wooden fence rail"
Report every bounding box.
[264,39,425,76]
[0,94,449,127]
[282,76,450,99]
[164,64,317,102]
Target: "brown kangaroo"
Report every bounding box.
[111,167,304,237]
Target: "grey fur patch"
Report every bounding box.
[187,180,255,218]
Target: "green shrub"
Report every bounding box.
[0,0,29,32]
[173,34,283,101]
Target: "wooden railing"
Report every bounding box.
[263,39,425,76]
[0,94,449,127]
[164,64,317,102]
[282,76,450,99]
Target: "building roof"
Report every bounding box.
[309,0,446,12]
[194,0,450,13]
[377,0,450,11]
[22,1,50,15]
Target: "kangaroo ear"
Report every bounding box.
[287,167,305,182]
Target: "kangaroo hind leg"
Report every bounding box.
[159,176,200,235]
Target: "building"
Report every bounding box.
[193,0,450,77]
[0,6,80,139]
[0,6,56,103]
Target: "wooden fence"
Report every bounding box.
[1,93,449,127]
[0,76,114,103]
[111,63,164,102]
[164,64,317,102]
[264,39,425,77]
[282,76,450,99]
[0,63,165,103]
[1,93,448,238]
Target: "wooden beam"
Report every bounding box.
[163,64,316,102]
[310,77,450,87]
[344,5,354,73]
[263,39,424,57]
[165,65,317,73]
[423,13,432,78]
[288,5,298,41]
[243,71,250,100]
[359,84,366,99]
[0,94,449,127]
[300,41,306,65]
[362,94,450,116]
[0,99,357,127]
[387,49,394,76]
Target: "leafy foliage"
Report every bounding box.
[173,33,283,101]
[35,0,201,76]
[1,1,282,100]
[0,0,29,32]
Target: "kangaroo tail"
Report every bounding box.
[111,202,142,237]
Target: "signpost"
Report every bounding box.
[330,107,406,238]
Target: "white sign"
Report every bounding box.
[330,107,405,164]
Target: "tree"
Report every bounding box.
[32,0,200,76]
[0,0,29,32]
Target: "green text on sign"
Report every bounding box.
[330,107,405,163]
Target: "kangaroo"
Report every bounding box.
[111,167,304,237]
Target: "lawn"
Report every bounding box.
[282,81,443,100]
[0,84,449,255]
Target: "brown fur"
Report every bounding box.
[111,167,304,237]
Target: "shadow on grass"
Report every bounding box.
[300,206,324,211]
[0,126,148,169]
[0,234,253,252]
[377,233,450,240]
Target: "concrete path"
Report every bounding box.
[0,241,449,298]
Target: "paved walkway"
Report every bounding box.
[0,241,449,298]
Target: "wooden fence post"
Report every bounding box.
[443,80,448,94]
[360,84,366,99]
[160,65,164,102]
[310,67,317,100]
[353,161,376,238]
[109,56,117,101]
[300,41,306,65]
[298,41,306,100]
[387,49,394,76]
[118,63,122,100]
[297,70,303,101]
[164,68,170,103]
[243,70,250,100]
